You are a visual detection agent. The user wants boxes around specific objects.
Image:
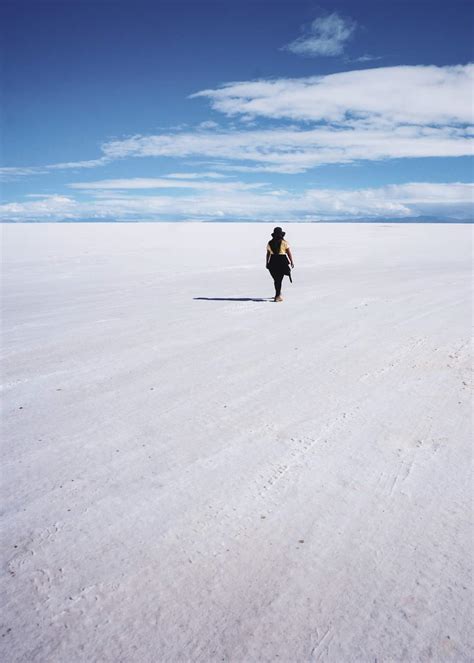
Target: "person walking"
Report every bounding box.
[266,227,294,302]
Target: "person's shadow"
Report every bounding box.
[194,297,270,302]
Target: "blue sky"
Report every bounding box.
[1,0,473,221]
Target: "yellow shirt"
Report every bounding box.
[267,239,289,255]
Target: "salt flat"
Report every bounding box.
[1,222,472,662]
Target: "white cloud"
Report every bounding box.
[351,54,382,63]
[4,65,472,181]
[164,171,229,179]
[47,157,110,170]
[0,166,47,179]
[0,195,78,218]
[100,123,472,174]
[197,120,219,130]
[69,177,264,192]
[191,64,474,125]
[2,183,471,222]
[282,13,356,57]
[0,157,110,179]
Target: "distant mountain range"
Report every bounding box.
[309,216,473,224]
[2,216,473,224]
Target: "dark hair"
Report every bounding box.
[269,238,283,254]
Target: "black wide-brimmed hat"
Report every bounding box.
[271,226,285,238]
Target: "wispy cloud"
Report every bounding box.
[101,123,472,174]
[164,172,229,179]
[197,120,219,130]
[350,54,383,63]
[192,64,473,124]
[0,157,110,180]
[282,12,356,57]
[4,65,472,180]
[2,183,472,222]
[69,177,265,191]
[47,157,110,170]
[0,166,48,179]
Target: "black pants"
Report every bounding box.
[268,255,289,297]
[272,274,283,297]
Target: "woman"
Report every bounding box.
[266,227,294,302]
